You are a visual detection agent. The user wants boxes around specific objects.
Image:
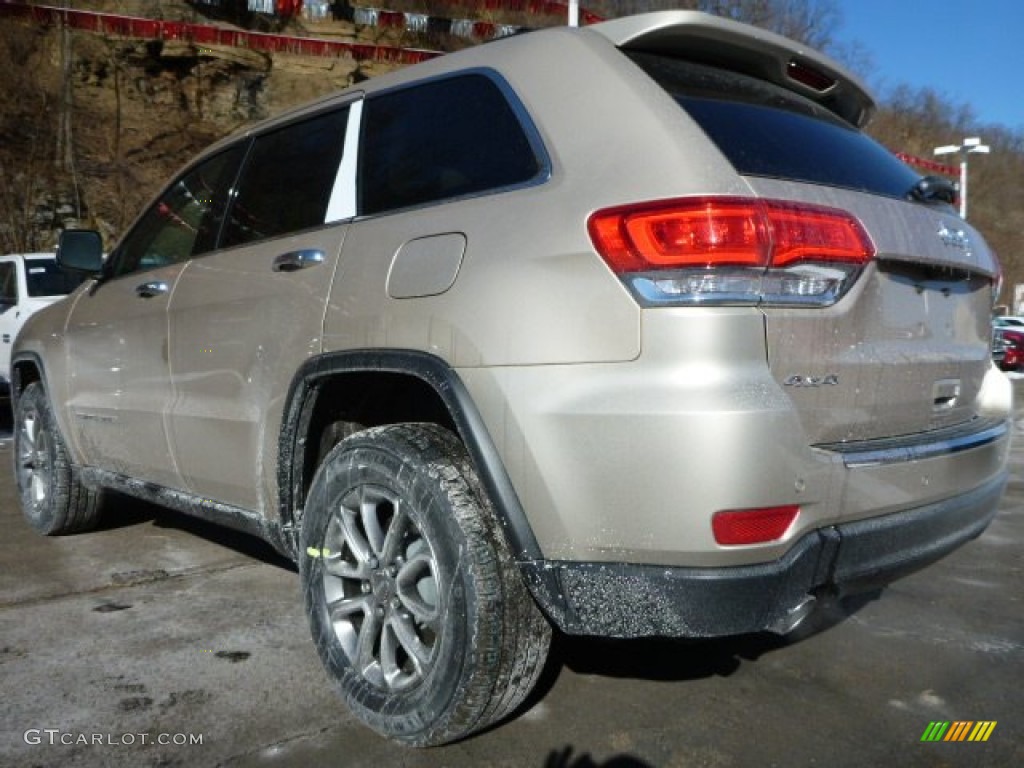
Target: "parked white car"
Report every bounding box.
[0,253,86,396]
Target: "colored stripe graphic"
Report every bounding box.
[969,722,997,742]
[921,721,997,742]
[945,721,973,741]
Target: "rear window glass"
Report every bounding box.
[627,52,920,199]
[25,258,87,297]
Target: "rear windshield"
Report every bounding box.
[627,52,920,199]
[25,258,87,297]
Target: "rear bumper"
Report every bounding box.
[523,470,1006,638]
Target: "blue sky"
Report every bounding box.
[834,0,1024,131]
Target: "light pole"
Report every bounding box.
[933,137,990,219]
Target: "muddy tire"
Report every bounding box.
[300,423,551,746]
[14,381,101,534]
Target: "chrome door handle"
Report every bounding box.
[135,280,170,298]
[273,249,325,273]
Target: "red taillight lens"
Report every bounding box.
[766,202,874,266]
[712,505,800,546]
[590,199,769,271]
[1002,330,1024,348]
[589,197,874,307]
[589,197,873,273]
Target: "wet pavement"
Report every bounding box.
[0,401,1021,768]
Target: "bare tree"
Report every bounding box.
[55,0,82,220]
[0,147,43,254]
[590,0,842,51]
[697,0,841,49]
[0,18,56,253]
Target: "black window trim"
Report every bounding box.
[209,138,256,254]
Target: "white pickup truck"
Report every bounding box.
[1,253,86,396]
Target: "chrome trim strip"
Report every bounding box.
[817,418,1009,468]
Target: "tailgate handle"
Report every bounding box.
[932,379,961,411]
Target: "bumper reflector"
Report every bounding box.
[712,505,800,546]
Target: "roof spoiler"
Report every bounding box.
[592,11,875,128]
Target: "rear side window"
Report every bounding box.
[359,73,543,215]
[221,107,349,247]
[25,258,86,297]
[628,52,920,199]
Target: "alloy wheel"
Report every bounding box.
[319,484,441,692]
[17,406,52,514]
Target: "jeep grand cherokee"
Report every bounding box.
[12,11,1010,746]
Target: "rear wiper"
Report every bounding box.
[907,175,958,206]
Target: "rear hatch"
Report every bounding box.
[751,180,995,444]
[594,13,999,445]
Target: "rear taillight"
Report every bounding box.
[1002,330,1024,348]
[712,505,800,546]
[588,197,875,307]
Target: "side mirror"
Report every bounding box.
[57,229,105,274]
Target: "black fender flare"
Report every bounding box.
[278,349,545,564]
[8,351,74,457]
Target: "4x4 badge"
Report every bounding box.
[784,374,839,387]
[937,222,971,253]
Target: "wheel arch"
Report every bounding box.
[11,351,45,396]
[278,349,544,566]
[9,352,77,462]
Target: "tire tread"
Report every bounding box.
[301,422,550,746]
[15,381,101,535]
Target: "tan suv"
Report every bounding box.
[12,11,1011,746]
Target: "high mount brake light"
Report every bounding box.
[588,197,875,307]
[786,59,836,93]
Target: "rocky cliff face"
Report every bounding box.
[0,3,399,252]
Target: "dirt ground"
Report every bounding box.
[0,391,1021,768]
